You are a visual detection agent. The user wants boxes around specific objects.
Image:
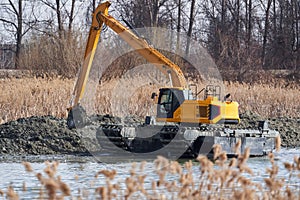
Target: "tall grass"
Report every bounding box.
[0,78,73,123]
[225,81,300,118]
[0,77,299,124]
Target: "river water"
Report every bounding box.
[0,148,299,199]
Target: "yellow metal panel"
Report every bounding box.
[157,97,240,125]
[181,101,197,120]
[71,2,110,107]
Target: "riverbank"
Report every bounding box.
[0,112,298,156]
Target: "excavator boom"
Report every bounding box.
[70,1,186,109]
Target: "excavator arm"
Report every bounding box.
[69,2,108,108]
[69,1,187,110]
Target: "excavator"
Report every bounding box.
[67,1,279,158]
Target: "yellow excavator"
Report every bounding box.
[67,1,279,157]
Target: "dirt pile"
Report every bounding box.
[0,113,298,155]
[237,111,300,147]
[0,114,123,155]
[0,116,85,155]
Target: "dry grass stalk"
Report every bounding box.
[22,182,26,192]
[1,77,299,124]
[213,144,222,160]
[0,78,73,123]
[225,81,300,118]
[22,161,71,199]
[6,185,19,200]
[275,135,281,152]
[22,162,33,172]
[284,162,293,172]
[2,152,298,199]
[96,169,117,180]
[294,156,300,170]
[234,139,241,156]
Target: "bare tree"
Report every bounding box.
[176,0,182,53]
[68,0,76,31]
[85,0,102,26]
[113,0,172,28]
[273,0,276,32]
[40,0,64,37]
[261,0,272,68]
[185,0,196,56]
[0,0,39,69]
[39,0,85,35]
[245,0,252,48]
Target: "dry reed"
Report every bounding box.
[225,81,300,118]
[0,77,73,124]
[0,77,299,124]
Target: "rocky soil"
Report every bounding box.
[0,112,299,155]
[237,112,300,147]
[0,69,32,79]
[0,116,84,155]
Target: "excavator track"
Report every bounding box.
[96,121,279,158]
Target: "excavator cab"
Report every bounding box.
[157,88,185,119]
[156,86,240,125]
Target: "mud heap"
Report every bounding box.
[0,116,83,155]
[237,112,300,147]
[0,113,299,155]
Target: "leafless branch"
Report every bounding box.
[8,0,19,16]
[0,18,17,29]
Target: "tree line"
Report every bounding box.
[0,0,299,79]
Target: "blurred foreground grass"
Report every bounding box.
[1,140,299,200]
